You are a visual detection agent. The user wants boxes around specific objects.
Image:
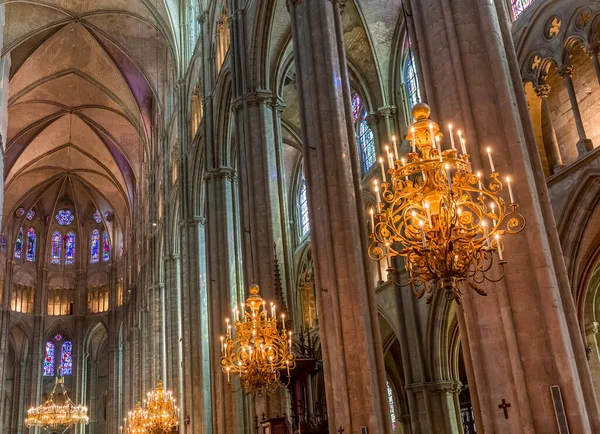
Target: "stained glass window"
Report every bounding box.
[26,228,36,262]
[26,210,35,221]
[44,342,55,376]
[54,334,62,341]
[51,231,61,265]
[512,0,535,19]
[14,227,24,260]
[60,341,73,376]
[16,208,25,217]
[65,232,76,265]
[103,232,110,262]
[405,50,421,112]
[56,210,74,226]
[298,175,310,238]
[90,229,99,264]
[352,93,362,122]
[119,232,124,257]
[387,381,397,431]
[93,211,102,224]
[352,93,376,173]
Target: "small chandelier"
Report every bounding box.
[144,381,179,433]
[121,402,147,434]
[121,382,179,434]
[220,284,296,396]
[368,103,525,303]
[25,376,89,433]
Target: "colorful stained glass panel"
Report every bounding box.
[102,231,110,262]
[16,208,25,217]
[60,341,72,376]
[119,232,124,257]
[26,209,35,221]
[26,228,36,262]
[90,229,99,264]
[56,210,74,226]
[65,232,76,265]
[512,0,535,19]
[387,381,397,430]
[351,93,361,123]
[44,342,55,376]
[51,231,61,264]
[93,211,102,224]
[299,178,310,238]
[406,50,421,111]
[14,227,24,260]
[54,334,62,341]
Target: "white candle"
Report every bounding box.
[411,127,416,153]
[506,176,514,204]
[487,147,496,173]
[424,201,432,226]
[374,182,381,210]
[369,208,375,234]
[379,157,387,182]
[419,220,427,248]
[490,202,497,226]
[387,150,395,170]
[448,124,456,150]
[393,136,399,159]
[495,234,504,260]
[220,336,224,352]
[385,146,392,168]
[282,314,286,330]
[461,138,467,155]
[477,171,483,190]
[482,220,490,247]
[445,164,452,191]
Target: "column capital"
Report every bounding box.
[204,166,236,182]
[232,90,276,111]
[534,84,551,99]
[405,380,463,396]
[584,44,599,58]
[558,64,575,78]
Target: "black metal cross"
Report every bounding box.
[338,428,345,434]
[498,399,511,419]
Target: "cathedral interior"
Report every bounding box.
[2,0,600,433]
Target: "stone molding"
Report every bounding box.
[204,167,237,182]
[405,380,463,396]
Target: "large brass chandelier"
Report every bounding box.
[368,103,525,303]
[25,376,89,433]
[121,381,179,434]
[220,284,296,396]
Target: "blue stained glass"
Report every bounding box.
[299,177,310,238]
[405,50,421,112]
[51,231,61,265]
[512,0,535,19]
[44,342,55,376]
[93,211,102,224]
[60,341,72,376]
[54,334,62,341]
[26,228,36,262]
[387,381,397,430]
[65,232,76,265]
[352,92,376,173]
[56,210,74,226]
[14,227,24,260]
[16,208,25,217]
[90,229,99,264]
[352,93,361,122]
[26,210,35,221]
[102,232,110,262]
[119,232,124,257]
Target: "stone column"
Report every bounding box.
[558,65,593,156]
[205,167,245,434]
[407,0,600,432]
[533,84,565,173]
[584,44,600,87]
[287,1,392,432]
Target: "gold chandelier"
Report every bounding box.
[121,381,179,434]
[368,103,525,303]
[220,284,296,396]
[25,376,89,433]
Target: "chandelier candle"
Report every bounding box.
[220,284,296,396]
[368,103,525,303]
[393,135,399,159]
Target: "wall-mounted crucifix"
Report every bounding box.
[498,399,511,419]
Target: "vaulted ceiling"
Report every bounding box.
[2,0,177,233]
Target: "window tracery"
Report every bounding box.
[512,0,535,19]
[55,210,74,226]
[298,172,310,239]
